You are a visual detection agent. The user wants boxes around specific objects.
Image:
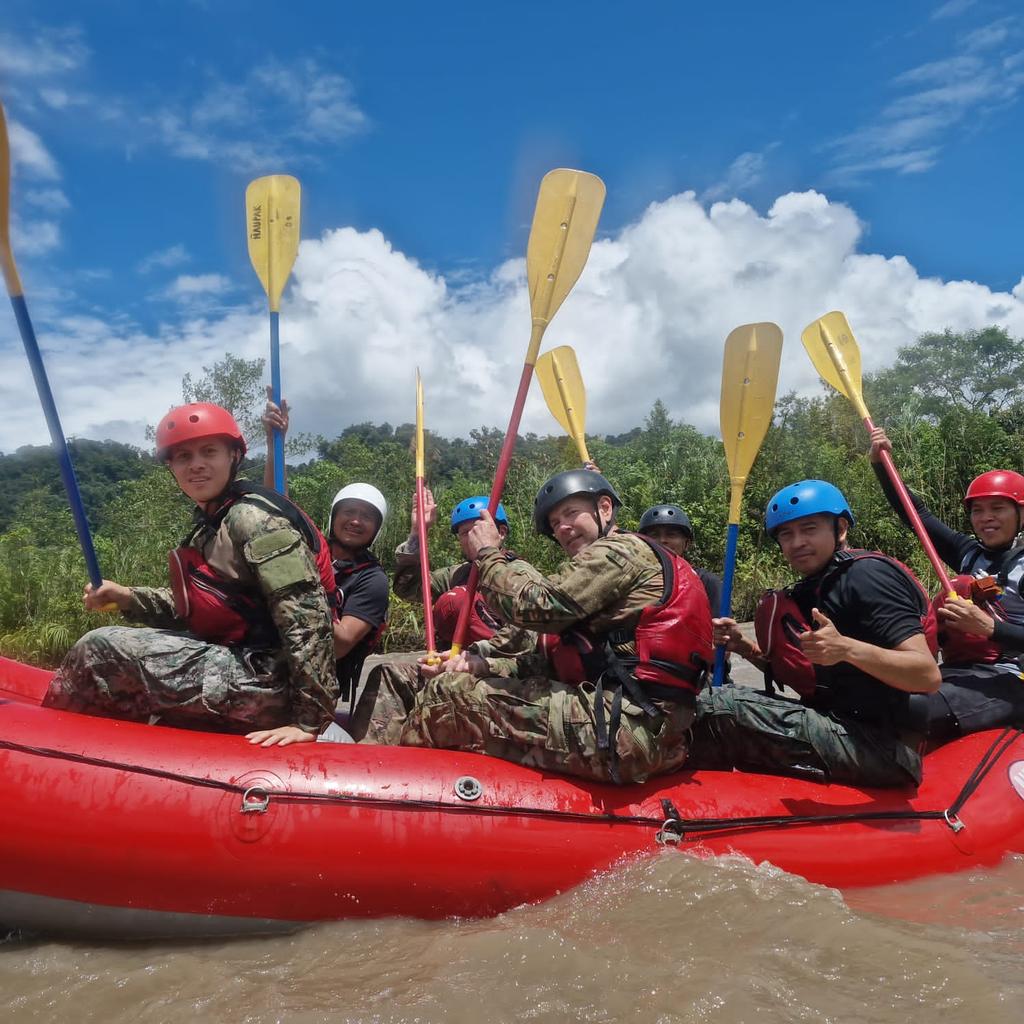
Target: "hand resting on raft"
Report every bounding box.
[246,725,317,747]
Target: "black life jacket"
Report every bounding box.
[169,481,337,648]
[541,534,713,704]
[753,549,938,722]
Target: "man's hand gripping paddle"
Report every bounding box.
[449,169,605,656]
[713,323,783,686]
[536,345,590,464]
[800,311,954,596]
[0,99,115,610]
[415,369,439,663]
[246,175,300,494]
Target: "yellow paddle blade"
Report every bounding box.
[246,174,301,312]
[415,368,426,479]
[0,100,24,296]
[720,322,783,519]
[800,311,869,419]
[525,169,605,345]
[536,345,589,460]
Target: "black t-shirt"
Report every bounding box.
[790,551,927,722]
[695,567,722,617]
[334,552,389,692]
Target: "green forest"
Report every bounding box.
[3,325,1023,667]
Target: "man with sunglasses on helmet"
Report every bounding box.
[44,403,338,746]
[351,468,713,784]
[697,479,941,787]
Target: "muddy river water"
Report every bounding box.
[3,852,1022,1023]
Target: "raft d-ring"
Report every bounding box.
[655,820,683,845]
[943,809,965,833]
[240,786,271,815]
[454,776,483,801]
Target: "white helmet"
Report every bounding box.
[329,483,389,545]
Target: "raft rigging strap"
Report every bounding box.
[0,727,1019,842]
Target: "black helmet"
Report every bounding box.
[534,469,622,538]
[638,504,693,539]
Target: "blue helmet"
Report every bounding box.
[765,480,854,537]
[451,495,509,534]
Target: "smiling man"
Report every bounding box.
[869,428,1024,739]
[351,468,713,784]
[43,403,338,746]
[698,479,941,787]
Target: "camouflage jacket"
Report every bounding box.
[475,529,664,678]
[126,491,337,733]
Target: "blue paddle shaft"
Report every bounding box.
[10,294,103,588]
[712,522,739,687]
[269,310,285,493]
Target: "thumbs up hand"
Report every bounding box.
[798,607,849,666]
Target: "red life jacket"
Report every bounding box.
[431,557,513,648]
[931,575,1006,666]
[169,482,337,647]
[754,549,938,700]
[542,535,713,700]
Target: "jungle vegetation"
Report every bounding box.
[3,326,1023,666]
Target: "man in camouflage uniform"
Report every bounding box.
[351,469,713,784]
[43,403,336,746]
[697,479,941,787]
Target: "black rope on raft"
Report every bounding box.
[0,728,1019,840]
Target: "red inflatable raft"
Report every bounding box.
[2,655,1023,939]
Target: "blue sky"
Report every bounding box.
[2,0,1023,453]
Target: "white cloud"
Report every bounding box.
[827,16,1024,183]
[7,120,60,180]
[25,187,70,212]
[142,59,367,170]
[3,188,1023,456]
[0,26,88,79]
[702,150,770,202]
[163,273,232,299]
[932,0,976,19]
[138,244,190,274]
[9,219,60,256]
[962,18,1016,52]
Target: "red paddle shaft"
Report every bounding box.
[865,415,954,593]
[449,363,534,654]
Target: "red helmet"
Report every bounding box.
[963,470,1024,508]
[155,403,247,460]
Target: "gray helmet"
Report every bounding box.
[638,504,693,539]
[534,469,621,538]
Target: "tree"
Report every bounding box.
[181,353,267,442]
[866,326,1024,420]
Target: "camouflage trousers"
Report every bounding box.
[42,626,289,733]
[350,660,695,784]
[688,686,921,788]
